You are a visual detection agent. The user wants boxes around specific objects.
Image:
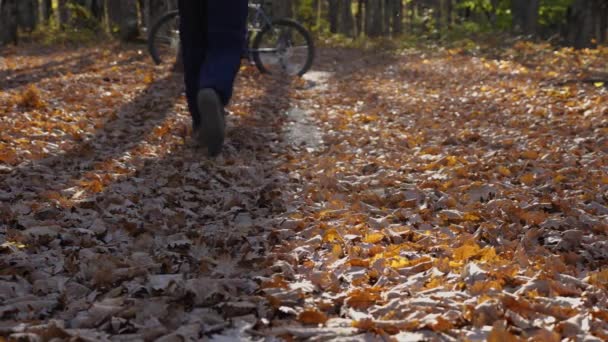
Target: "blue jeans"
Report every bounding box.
[178,0,248,126]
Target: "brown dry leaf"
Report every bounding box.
[346,288,382,309]
[488,321,520,342]
[298,309,329,325]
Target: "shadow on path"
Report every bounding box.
[0,68,299,340]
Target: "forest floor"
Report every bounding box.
[1,41,608,341]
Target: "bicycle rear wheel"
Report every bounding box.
[251,18,315,76]
[148,11,180,66]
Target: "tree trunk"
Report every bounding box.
[107,0,139,41]
[58,0,70,26]
[72,0,104,19]
[565,0,604,48]
[355,0,363,37]
[0,0,19,45]
[338,0,355,37]
[383,0,391,36]
[511,0,539,36]
[145,0,169,29]
[599,1,608,44]
[391,0,402,34]
[366,0,383,37]
[17,0,39,32]
[328,0,339,33]
[41,0,52,23]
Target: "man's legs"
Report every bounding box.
[200,0,249,106]
[177,0,205,129]
[178,0,248,156]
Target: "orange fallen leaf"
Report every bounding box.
[346,288,381,309]
[298,309,328,325]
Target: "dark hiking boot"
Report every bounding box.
[197,88,225,157]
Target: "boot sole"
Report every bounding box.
[197,89,225,157]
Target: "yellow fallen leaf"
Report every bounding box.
[453,241,481,262]
[425,276,444,289]
[594,82,604,88]
[445,156,458,166]
[479,247,498,262]
[587,269,608,288]
[463,212,481,222]
[332,243,343,257]
[323,228,342,243]
[363,232,384,244]
[143,72,155,84]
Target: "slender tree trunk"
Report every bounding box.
[511,0,539,36]
[41,0,52,23]
[565,0,605,48]
[355,0,364,37]
[338,0,355,37]
[58,0,70,27]
[596,0,607,44]
[366,0,383,37]
[0,0,19,45]
[107,0,138,41]
[383,0,390,36]
[17,0,39,32]
[391,0,402,34]
[328,0,339,33]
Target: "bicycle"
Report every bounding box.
[147,2,315,76]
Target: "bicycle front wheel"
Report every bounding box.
[148,11,180,66]
[251,19,315,77]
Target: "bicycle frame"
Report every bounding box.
[246,3,281,58]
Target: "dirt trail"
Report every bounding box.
[1,43,608,341]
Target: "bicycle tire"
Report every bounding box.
[252,18,315,76]
[148,10,180,65]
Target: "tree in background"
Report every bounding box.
[339,0,355,37]
[41,0,52,23]
[0,0,18,45]
[566,0,608,48]
[0,0,607,48]
[17,0,39,33]
[511,0,539,35]
[107,0,139,41]
[366,0,384,37]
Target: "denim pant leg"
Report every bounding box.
[178,0,206,127]
[178,0,248,127]
[199,0,248,106]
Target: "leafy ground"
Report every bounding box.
[1,41,608,341]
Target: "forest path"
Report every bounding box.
[1,43,608,341]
